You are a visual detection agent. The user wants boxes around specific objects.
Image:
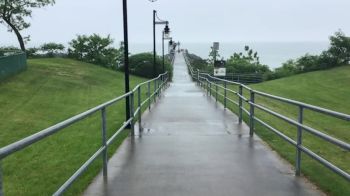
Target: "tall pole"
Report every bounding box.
[153,10,157,77]
[123,0,130,125]
[162,31,165,73]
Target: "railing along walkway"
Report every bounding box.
[184,51,350,181]
[0,71,170,196]
[83,52,323,196]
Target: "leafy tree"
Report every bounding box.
[269,60,298,80]
[40,42,64,57]
[328,30,350,65]
[227,46,269,74]
[26,47,39,58]
[0,0,55,51]
[119,53,172,78]
[207,46,220,66]
[68,34,122,69]
[187,52,211,73]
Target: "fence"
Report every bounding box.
[184,52,350,181]
[184,51,263,84]
[0,52,27,81]
[0,72,169,196]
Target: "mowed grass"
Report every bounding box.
[0,58,153,195]
[210,65,350,196]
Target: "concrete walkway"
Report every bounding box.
[84,53,322,196]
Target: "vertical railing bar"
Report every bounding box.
[197,69,200,85]
[215,80,218,102]
[101,108,108,179]
[148,82,151,110]
[239,85,243,124]
[159,77,162,97]
[130,93,135,136]
[249,90,255,136]
[209,81,212,97]
[207,79,209,95]
[138,86,142,132]
[224,81,227,109]
[158,76,162,96]
[296,106,304,176]
[154,79,157,103]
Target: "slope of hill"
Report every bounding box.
[0,58,147,195]
[248,65,350,196]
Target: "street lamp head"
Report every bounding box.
[164,23,170,34]
[164,23,170,38]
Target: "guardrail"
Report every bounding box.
[0,72,169,196]
[183,52,263,84]
[184,52,350,181]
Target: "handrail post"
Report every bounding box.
[239,85,243,124]
[215,80,218,102]
[224,81,227,109]
[249,90,255,136]
[148,82,151,110]
[101,108,108,179]
[154,79,157,103]
[206,79,209,95]
[138,86,142,131]
[197,69,200,85]
[209,80,212,97]
[130,93,135,136]
[296,106,304,176]
[158,78,161,98]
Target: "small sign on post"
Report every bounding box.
[214,60,226,76]
[213,42,219,51]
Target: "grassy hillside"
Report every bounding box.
[222,65,349,196]
[0,58,149,195]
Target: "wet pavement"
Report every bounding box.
[83,53,322,196]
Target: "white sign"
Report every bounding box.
[214,68,226,76]
[213,42,219,51]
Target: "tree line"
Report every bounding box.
[187,31,350,81]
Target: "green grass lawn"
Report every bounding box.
[0,58,156,195]
[212,65,350,196]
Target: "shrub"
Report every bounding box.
[40,43,65,57]
[119,52,172,79]
[68,34,122,69]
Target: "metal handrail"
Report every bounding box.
[183,51,350,181]
[0,72,169,196]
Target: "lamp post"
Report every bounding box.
[162,23,171,73]
[122,0,131,126]
[153,10,169,77]
[123,0,157,126]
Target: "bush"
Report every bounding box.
[274,30,350,80]
[40,43,65,57]
[26,47,39,58]
[68,34,123,69]
[226,46,271,75]
[119,53,172,79]
[187,53,211,73]
[328,30,350,65]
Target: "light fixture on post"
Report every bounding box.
[153,10,169,77]
[162,22,172,73]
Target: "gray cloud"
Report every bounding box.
[1,0,349,47]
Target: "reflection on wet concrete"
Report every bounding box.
[83,53,323,196]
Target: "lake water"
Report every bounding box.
[130,42,329,69]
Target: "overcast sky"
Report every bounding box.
[1,0,350,48]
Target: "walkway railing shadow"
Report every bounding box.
[183,51,350,182]
[0,72,170,196]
